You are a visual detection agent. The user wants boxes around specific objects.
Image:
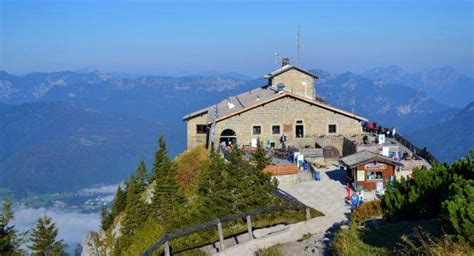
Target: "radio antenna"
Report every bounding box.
[296,25,301,66]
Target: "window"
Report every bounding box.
[253,125,261,135]
[296,120,303,124]
[367,171,383,180]
[328,124,337,134]
[296,125,304,138]
[272,125,280,134]
[196,125,207,134]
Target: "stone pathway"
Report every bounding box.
[215,165,350,256]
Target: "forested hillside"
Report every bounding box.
[407,102,474,163]
[0,102,162,194]
[89,140,314,255]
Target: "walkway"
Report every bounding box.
[216,164,350,256]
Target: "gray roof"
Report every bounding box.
[340,150,402,168]
[182,86,279,121]
[264,65,319,79]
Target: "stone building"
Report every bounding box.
[183,59,367,158]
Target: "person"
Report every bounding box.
[350,191,360,213]
[359,190,364,204]
[345,184,351,201]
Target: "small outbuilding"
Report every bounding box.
[340,150,402,191]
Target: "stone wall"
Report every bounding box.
[186,112,209,149]
[214,96,362,149]
[271,69,315,99]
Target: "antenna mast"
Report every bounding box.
[296,25,301,66]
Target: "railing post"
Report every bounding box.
[164,241,170,256]
[217,221,225,251]
[246,215,253,240]
[305,207,311,220]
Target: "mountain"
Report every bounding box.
[0,68,468,194]
[312,69,458,133]
[0,102,164,194]
[407,102,474,163]
[362,66,474,108]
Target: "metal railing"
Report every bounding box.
[141,204,310,255]
[141,187,308,256]
[393,133,439,164]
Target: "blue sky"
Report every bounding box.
[1,0,473,76]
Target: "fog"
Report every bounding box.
[10,184,119,249]
[12,206,100,245]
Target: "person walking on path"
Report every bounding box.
[350,191,360,213]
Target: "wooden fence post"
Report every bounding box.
[246,215,253,240]
[217,221,225,251]
[305,207,311,220]
[164,241,170,256]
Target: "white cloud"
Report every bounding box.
[80,184,120,195]
[11,206,100,245]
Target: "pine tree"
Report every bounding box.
[134,159,148,193]
[0,199,23,255]
[151,136,185,227]
[196,152,233,219]
[28,215,64,256]
[251,144,272,171]
[111,185,127,218]
[100,207,113,231]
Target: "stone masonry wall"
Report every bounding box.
[271,69,315,99]
[186,113,209,149]
[214,96,362,148]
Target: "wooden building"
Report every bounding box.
[340,151,402,191]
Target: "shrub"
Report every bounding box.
[396,227,471,256]
[256,244,284,256]
[442,176,474,244]
[352,200,382,222]
[331,224,387,256]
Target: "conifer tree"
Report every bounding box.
[151,136,185,227]
[100,207,113,231]
[111,185,127,218]
[134,159,148,193]
[28,215,64,256]
[250,144,272,171]
[196,152,234,218]
[0,199,23,255]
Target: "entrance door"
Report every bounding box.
[220,129,237,146]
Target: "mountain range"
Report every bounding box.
[0,66,472,194]
[0,102,163,194]
[362,65,473,108]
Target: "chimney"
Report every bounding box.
[281,57,290,67]
[276,83,285,93]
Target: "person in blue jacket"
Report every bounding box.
[350,191,360,213]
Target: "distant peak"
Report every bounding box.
[75,66,100,74]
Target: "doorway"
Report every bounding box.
[219,129,237,146]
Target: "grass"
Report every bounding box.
[331,224,389,256]
[171,207,323,254]
[359,219,442,250]
[256,244,284,256]
[297,233,312,242]
[331,219,444,256]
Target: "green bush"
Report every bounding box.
[256,244,284,256]
[381,152,474,244]
[442,176,474,244]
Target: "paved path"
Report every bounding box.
[216,165,350,256]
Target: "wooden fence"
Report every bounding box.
[141,188,309,256]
